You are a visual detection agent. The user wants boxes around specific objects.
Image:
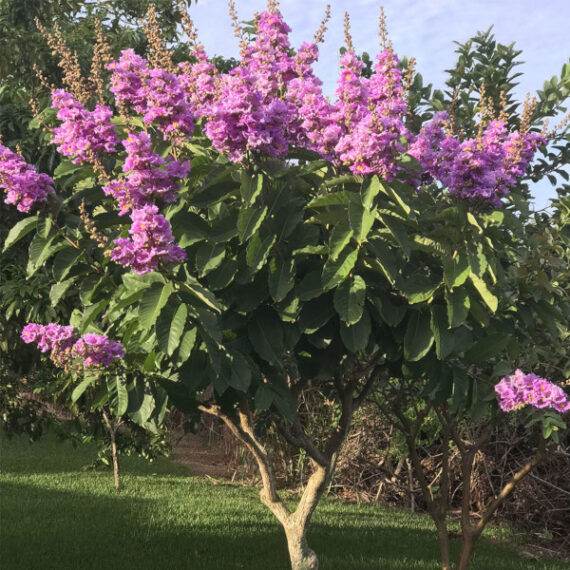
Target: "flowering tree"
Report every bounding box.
[1,3,569,569]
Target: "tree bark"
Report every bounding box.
[110,429,120,491]
[435,522,451,570]
[102,409,120,491]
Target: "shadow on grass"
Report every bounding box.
[0,478,447,570]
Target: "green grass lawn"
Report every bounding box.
[0,434,564,570]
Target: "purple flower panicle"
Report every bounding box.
[0,145,55,212]
[103,132,190,215]
[495,370,570,414]
[71,334,125,367]
[110,204,186,274]
[409,113,544,206]
[51,90,119,164]
[21,323,124,369]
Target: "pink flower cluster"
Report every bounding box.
[108,49,194,139]
[110,204,186,274]
[0,144,55,212]
[21,323,124,368]
[71,333,126,367]
[51,90,119,164]
[495,369,570,414]
[103,132,190,214]
[409,112,544,206]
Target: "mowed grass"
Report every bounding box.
[0,434,564,570]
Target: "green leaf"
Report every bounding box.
[238,206,268,242]
[377,214,410,255]
[139,282,173,329]
[195,242,225,276]
[207,258,238,290]
[464,334,510,364]
[430,305,455,359]
[176,327,197,364]
[240,172,263,205]
[37,216,52,239]
[322,247,358,291]
[308,191,351,208]
[79,274,103,305]
[348,202,375,243]
[180,279,223,313]
[469,273,498,313]
[49,277,76,306]
[248,310,284,364]
[246,233,276,271]
[79,300,108,334]
[268,257,296,302]
[329,218,353,261]
[108,375,128,416]
[378,181,411,216]
[404,312,434,361]
[334,275,366,324]
[398,274,439,304]
[53,160,80,179]
[255,384,274,410]
[3,216,37,251]
[299,295,335,333]
[71,378,93,403]
[467,243,488,277]
[443,252,470,288]
[297,271,323,301]
[340,308,371,352]
[209,213,239,243]
[229,352,252,392]
[171,211,209,247]
[27,234,65,276]
[360,176,381,208]
[445,288,470,328]
[129,383,155,426]
[156,303,188,356]
[52,247,82,282]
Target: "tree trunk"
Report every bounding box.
[435,522,451,570]
[102,409,120,491]
[456,533,475,570]
[110,429,120,491]
[284,523,319,570]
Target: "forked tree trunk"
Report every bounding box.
[284,523,319,570]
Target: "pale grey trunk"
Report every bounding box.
[284,524,319,570]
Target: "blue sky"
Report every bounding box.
[188,0,570,209]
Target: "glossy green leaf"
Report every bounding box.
[139,282,173,329]
[430,305,455,359]
[340,308,371,352]
[156,303,188,355]
[443,252,470,288]
[248,310,284,364]
[334,275,366,324]
[322,247,358,291]
[329,218,353,261]
[348,202,375,243]
[445,288,470,328]
[3,215,37,251]
[404,311,434,361]
[268,257,296,302]
[469,273,498,313]
[237,206,268,243]
[246,233,276,271]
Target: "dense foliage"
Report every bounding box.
[1,3,568,570]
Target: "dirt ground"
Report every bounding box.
[170,431,233,479]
